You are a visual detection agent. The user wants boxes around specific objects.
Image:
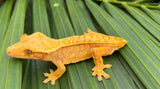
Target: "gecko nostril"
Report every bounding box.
[7,51,11,54]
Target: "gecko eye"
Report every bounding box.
[25,49,32,55]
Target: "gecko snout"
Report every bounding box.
[6,47,14,57]
[7,48,12,56]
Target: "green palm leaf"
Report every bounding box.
[0,0,13,46]
[141,5,160,24]
[0,0,27,89]
[0,0,159,89]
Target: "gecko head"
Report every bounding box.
[7,32,52,60]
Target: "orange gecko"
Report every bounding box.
[7,29,127,85]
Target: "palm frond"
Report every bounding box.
[0,0,27,89]
[0,0,159,89]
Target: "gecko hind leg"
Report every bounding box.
[92,47,112,81]
[43,61,66,85]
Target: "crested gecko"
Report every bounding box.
[7,29,127,85]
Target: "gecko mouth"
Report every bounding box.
[7,52,39,60]
[7,49,39,60]
[14,56,39,60]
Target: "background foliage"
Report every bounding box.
[0,0,160,89]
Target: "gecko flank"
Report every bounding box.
[7,28,127,85]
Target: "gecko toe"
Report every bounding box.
[44,73,49,76]
[43,79,50,84]
[51,80,55,85]
[92,72,96,76]
[98,75,102,81]
[49,69,54,73]
[103,72,110,79]
[103,64,112,68]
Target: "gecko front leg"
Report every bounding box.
[43,61,66,85]
[92,47,112,81]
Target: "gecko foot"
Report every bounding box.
[43,69,57,85]
[92,64,112,81]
